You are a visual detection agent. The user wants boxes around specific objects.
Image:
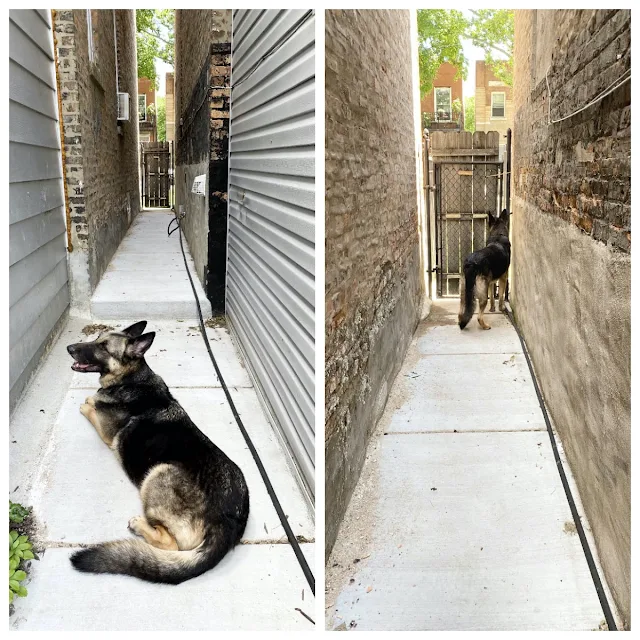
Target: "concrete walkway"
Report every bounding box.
[10,211,315,631]
[326,299,610,631]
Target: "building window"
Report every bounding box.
[434,87,452,121]
[491,92,506,118]
[138,94,147,122]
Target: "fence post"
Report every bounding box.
[506,128,512,212]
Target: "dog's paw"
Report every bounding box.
[499,304,506,312]
[85,396,96,407]
[128,516,145,535]
[79,403,92,418]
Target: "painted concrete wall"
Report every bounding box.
[325,9,424,559]
[513,9,630,627]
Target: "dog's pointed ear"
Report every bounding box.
[121,321,147,337]
[126,332,155,359]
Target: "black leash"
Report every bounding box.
[168,213,315,598]
[504,305,617,631]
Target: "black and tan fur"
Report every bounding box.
[458,209,511,330]
[66,321,249,584]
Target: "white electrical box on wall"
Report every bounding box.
[192,175,206,196]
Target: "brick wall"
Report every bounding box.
[53,9,140,310]
[174,9,231,309]
[325,9,424,558]
[474,60,513,139]
[512,9,630,627]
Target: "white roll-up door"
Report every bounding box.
[227,9,315,498]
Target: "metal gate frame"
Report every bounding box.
[434,159,505,297]
[141,141,173,208]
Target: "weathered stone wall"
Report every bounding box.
[325,9,424,558]
[174,9,231,310]
[513,9,630,627]
[54,9,140,313]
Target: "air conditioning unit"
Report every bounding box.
[117,92,130,121]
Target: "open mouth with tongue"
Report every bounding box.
[71,361,102,373]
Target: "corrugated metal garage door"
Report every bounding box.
[227,9,315,498]
[9,10,69,409]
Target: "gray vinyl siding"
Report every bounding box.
[227,9,315,496]
[10,9,69,408]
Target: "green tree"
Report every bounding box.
[136,9,174,87]
[468,10,514,86]
[464,96,475,133]
[417,9,513,96]
[156,96,166,141]
[417,10,468,98]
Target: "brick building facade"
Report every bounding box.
[325,9,425,557]
[165,71,175,143]
[137,76,157,142]
[474,60,513,142]
[420,61,463,127]
[174,9,231,310]
[512,9,630,627]
[53,9,140,313]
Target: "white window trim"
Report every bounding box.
[139,94,147,123]
[434,87,452,122]
[86,10,96,63]
[491,91,506,119]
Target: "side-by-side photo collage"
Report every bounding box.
[8,6,631,633]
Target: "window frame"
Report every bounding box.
[491,91,506,119]
[434,87,452,122]
[138,94,147,123]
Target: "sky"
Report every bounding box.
[154,58,173,98]
[462,38,487,100]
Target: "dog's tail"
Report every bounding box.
[458,261,477,330]
[70,525,238,585]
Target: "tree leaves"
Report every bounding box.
[136,9,175,86]
[417,9,513,96]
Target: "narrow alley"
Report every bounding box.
[326,300,613,631]
[9,211,315,630]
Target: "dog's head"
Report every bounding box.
[67,321,155,379]
[488,209,511,236]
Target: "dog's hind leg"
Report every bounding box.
[128,515,179,550]
[498,273,508,312]
[489,282,496,312]
[140,464,206,551]
[476,277,491,330]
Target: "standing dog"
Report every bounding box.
[458,209,511,330]
[66,321,249,584]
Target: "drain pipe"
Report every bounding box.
[51,10,73,253]
[505,303,618,631]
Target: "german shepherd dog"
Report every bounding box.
[458,209,511,330]
[66,321,249,584]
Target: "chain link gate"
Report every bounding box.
[434,160,504,297]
